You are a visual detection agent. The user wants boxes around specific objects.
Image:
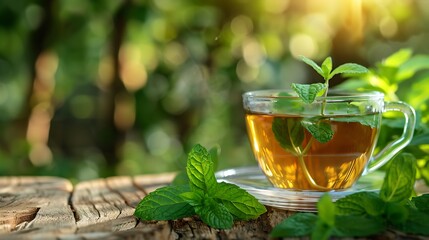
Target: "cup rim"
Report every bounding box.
[242,89,385,101]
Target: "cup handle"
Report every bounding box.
[365,101,416,174]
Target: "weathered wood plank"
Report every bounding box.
[72,177,136,231]
[133,172,176,194]
[0,176,75,234]
[105,176,146,208]
[1,175,428,240]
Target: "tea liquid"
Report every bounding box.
[245,113,379,190]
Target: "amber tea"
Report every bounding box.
[246,113,379,190]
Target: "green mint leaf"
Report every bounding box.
[379,153,416,203]
[209,145,220,172]
[411,194,429,213]
[334,115,379,128]
[321,57,333,80]
[213,182,266,220]
[272,117,304,152]
[332,215,386,237]
[301,118,334,143]
[291,83,326,104]
[270,213,318,237]
[273,92,305,113]
[386,202,409,225]
[395,208,429,236]
[187,144,217,195]
[310,194,336,240]
[335,192,385,217]
[317,194,336,227]
[134,185,195,220]
[311,221,333,240]
[329,63,368,79]
[195,197,234,229]
[180,191,203,207]
[300,55,324,77]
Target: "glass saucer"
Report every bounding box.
[215,166,385,212]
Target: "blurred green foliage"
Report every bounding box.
[0,0,429,182]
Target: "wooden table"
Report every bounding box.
[0,175,426,239]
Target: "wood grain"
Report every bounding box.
[0,174,427,239]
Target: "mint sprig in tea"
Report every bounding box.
[243,57,389,191]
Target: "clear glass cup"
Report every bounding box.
[243,90,416,191]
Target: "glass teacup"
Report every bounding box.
[243,90,416,191]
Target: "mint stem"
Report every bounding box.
[295,138,329,191]
[320,79,329,115]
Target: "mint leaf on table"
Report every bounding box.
[335,192,385,217]
[270,152,422,238]
[134,144,266,229]
[395,208,429,235]
[187,144,218,195]
[332,215,386,237]
[213,182,266,220]
[411,194,429,213]
[195,197,234,230]
[386,202,409,225]
[311,194,335,240]
[311,221,333,240]
[301,119,334,143]
[270,213,318,238]
[379,153,416,203]
[291,83,325,104]
[317,194,336,227]
[134,185,195,220]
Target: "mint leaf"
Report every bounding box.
[273,92,305,113]
[300,55,324,77]
[270,213,318,237]
[195,197,234,229]
[329,63,368,79]
[291,83,326,104]
[135,144,267,230]
[395,208,429,235]
[209,145,220,172]
[318,194,336,227]
[213,182,266,220]
[321,57,332,80]
[310,194,336,240]
[272,117,304,151]
[134,185,195,220]
[187,144,217,195]
[311,221,332,240]
[301,119,334,143]
[335,192,385,217]
[411,194,429,213]
[386,202,409,225]
[332,215,386,237]
[334,115,379,128]
[379,153,416,203]
[180,191,203,207]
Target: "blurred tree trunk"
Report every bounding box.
[97,0,131,170]
[9,0,55,167]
